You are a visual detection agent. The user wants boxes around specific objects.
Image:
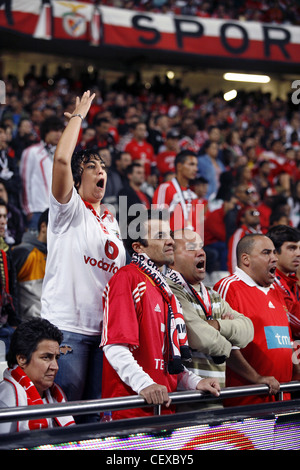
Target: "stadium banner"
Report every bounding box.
[0,1,300,65]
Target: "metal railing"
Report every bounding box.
[1,381,300,423]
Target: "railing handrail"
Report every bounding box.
[1,381,300,423]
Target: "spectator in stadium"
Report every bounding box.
[156,129,180,181]
[124,120,156,178]
[0,198,20,355]
[90,117,116,153]
[204,194,238,275]
[12,209,48,321]
[19,115,64,232]
[0,179,24,246]
[118,162,151,211]
[197,139,225,199]
[112,150,132,187]
[74,125,96,153]
[11,117,39,161]
[0,318,75,434]
[214,234,300,407]
[152,149,198,231]
[288,179,300,229]
[99,147,124,217]
[0,124,21,210]
[165,228,254,408]
[100,209,220,420]
[40,91,126,423]
[227,205,262,274]
[267,224,300,340]
[147,113,171,154]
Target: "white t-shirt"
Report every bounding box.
[41,187,126,336]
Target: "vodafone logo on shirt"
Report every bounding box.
[84,239,120,274]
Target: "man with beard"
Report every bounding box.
[214,234,300,407]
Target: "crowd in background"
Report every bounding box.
[1,63,300,246]
[95,0,300,25]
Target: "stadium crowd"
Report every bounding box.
[95,0,300,25]
[0,56,300,427]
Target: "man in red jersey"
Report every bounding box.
[100,210,220,420]
[152,150,200,232]
[266,225,300,340]
[124,121,156,177]
[214,233,300,407]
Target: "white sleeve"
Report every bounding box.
[103,344,155,394]
[177,366,202,391]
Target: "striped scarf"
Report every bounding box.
[131,253,191,374]
[6,366,75,431]
[164,267,213,319]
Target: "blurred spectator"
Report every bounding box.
[12,209,48,321]
[227,206,262,274]
[99,147,124,217]
[90,117,116,153]
[156,129,180,180]
[0,179,24,246]
[0,124,21,209]
[288,180,300,229]
[0,198,20,354]
[124,121,156,177]
[11,118,39,161]
[147,113,171,154]
[152,149,198,231]
[19,116,64,232]
[197,140,226,199]
[74,126,96,152]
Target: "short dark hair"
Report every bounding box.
[175,149,197,168]
[40,116,64,141]
[7,318,63,368]
[125,208,170,255]
[125,161,143,176]
[71,148,104,190]
[37,209,49,232]
[266,225,300,254]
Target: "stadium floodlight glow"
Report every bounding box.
[224,89,237,101]
[223,73,271,83]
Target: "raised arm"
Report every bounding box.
[52,90,95,204]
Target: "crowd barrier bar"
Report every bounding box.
[0,381,300,423]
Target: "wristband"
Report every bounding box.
[70,113,84,120]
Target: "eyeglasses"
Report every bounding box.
[185,242,204,251]
[249,210,260,216]
[245,188,257,195]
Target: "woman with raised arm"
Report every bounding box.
[40,91,126,423]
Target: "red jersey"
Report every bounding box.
[152,178,200,232]
[274,269,300,339]
[214,268,293,407]
[101,264,178,419]
[156,150,176,178]
[125,139,155,177]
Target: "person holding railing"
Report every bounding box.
[214,233,300,407]
[164,227,254,410]
[100,209,220,420]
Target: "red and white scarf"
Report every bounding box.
[131,253,191,374]
[4,366,75,432]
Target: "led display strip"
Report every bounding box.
[17,415,300,450]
